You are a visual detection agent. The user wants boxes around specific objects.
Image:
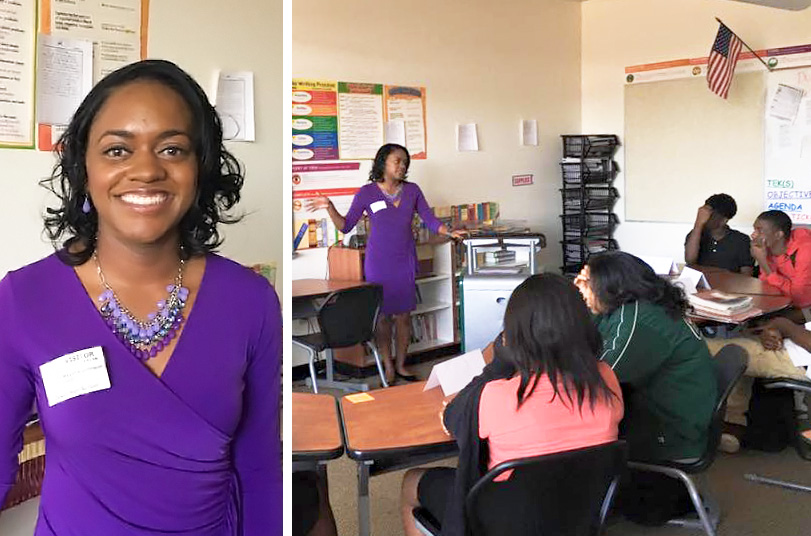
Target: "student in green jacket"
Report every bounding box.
[575,251,717,524]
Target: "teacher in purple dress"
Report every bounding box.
[309,144,464,384]
[0,60,281,535]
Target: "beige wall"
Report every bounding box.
[582,0,811,260]
[0,0,283,285]
[293,0,583,271]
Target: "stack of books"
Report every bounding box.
[483,249,516,265]
[688,291,761,323]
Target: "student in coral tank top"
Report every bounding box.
[399,274,623,536]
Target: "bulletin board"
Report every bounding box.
[624,71,765,224]
[623,43,811,225]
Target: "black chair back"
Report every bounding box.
[318,285,383,349]
[694,343,748,471]
[465,440,627,536]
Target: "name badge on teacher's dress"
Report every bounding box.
[370,200,387,213]
[39,346,111,407]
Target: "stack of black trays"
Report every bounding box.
[559,135,620,277]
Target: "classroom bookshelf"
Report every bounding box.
[559,135,620,277]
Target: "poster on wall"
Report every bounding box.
[291,161,368,249]
[37,0,149,151]
[384,85,427,159]
[292,79,339,161]
[0,0,37,148]
[337,81,384,160]
[764,67,811,223]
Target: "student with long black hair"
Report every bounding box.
[576,251,716,524]
[400,274,623,536]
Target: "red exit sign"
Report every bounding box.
[512,174,534,186]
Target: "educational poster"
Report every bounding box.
[337,81,384,160]
[0,0,37,148]
[385,85,427,159]
[37,0,149,150]
[291,161,369,249]
[764,67,811,223]
[292,79,339,161]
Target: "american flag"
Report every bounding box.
[707,23,743,99]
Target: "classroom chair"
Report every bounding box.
[627,344,748,536]
[292,284,388,393]
[740,376,811,494]
[413,440,628,536]
[759,377,811,460]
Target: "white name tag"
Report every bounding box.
[370,200,387,213]
[39,346,111,407]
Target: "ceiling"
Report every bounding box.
[727,0,811,9]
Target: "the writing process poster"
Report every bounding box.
[292,79,339,161]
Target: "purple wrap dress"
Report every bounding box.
[0,253,282,535]
[342,181,443,314]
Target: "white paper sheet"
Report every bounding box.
[521,119,538,146]
[784,340,811,368]
[36,35,93,126]
[384,120,406,145]
[769,83,804,123]
[215,71,255,142]
[457,123,479,151]
[638,255,678,275]
[424,349,485,396]
[675,266,711,294]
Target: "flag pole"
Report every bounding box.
[715,17,773,71]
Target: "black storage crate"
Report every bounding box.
[561,135,619,159]
[561,213,618,237]
[560,160,617,185]
[560,238,619,263]
[560,187,619,211]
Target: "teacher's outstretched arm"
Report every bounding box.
[306,196,349,232]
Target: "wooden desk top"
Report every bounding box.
[292,392,344,462]
[702,270,784,297]
[340,382,455,460]
[292,279,370,300]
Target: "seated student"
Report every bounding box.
[751,210,811,317]
[705,316,810,452]
[575,252,717,524]
[684,193,754,274]
[399,274,623,536]
[293,470,338,536]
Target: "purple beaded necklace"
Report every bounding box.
[94,251,189,361]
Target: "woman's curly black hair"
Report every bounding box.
[368,143,409,182]
[41,59,244,265]
[586,251,690,320]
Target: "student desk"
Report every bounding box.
[292,278,371,319]
[292,392,344,464]
[292,279,372,390]
[340,382,457,536]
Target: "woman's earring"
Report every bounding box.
[82,196,91,214]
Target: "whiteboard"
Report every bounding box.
[624,72,766,224]
[764,67,811,224]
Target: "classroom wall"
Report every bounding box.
[293,0,583,274]
[0,0,284,288]
[581,0,811,261]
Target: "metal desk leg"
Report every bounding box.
[358,460,372,536]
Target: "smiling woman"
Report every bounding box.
[0,60,282,535]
